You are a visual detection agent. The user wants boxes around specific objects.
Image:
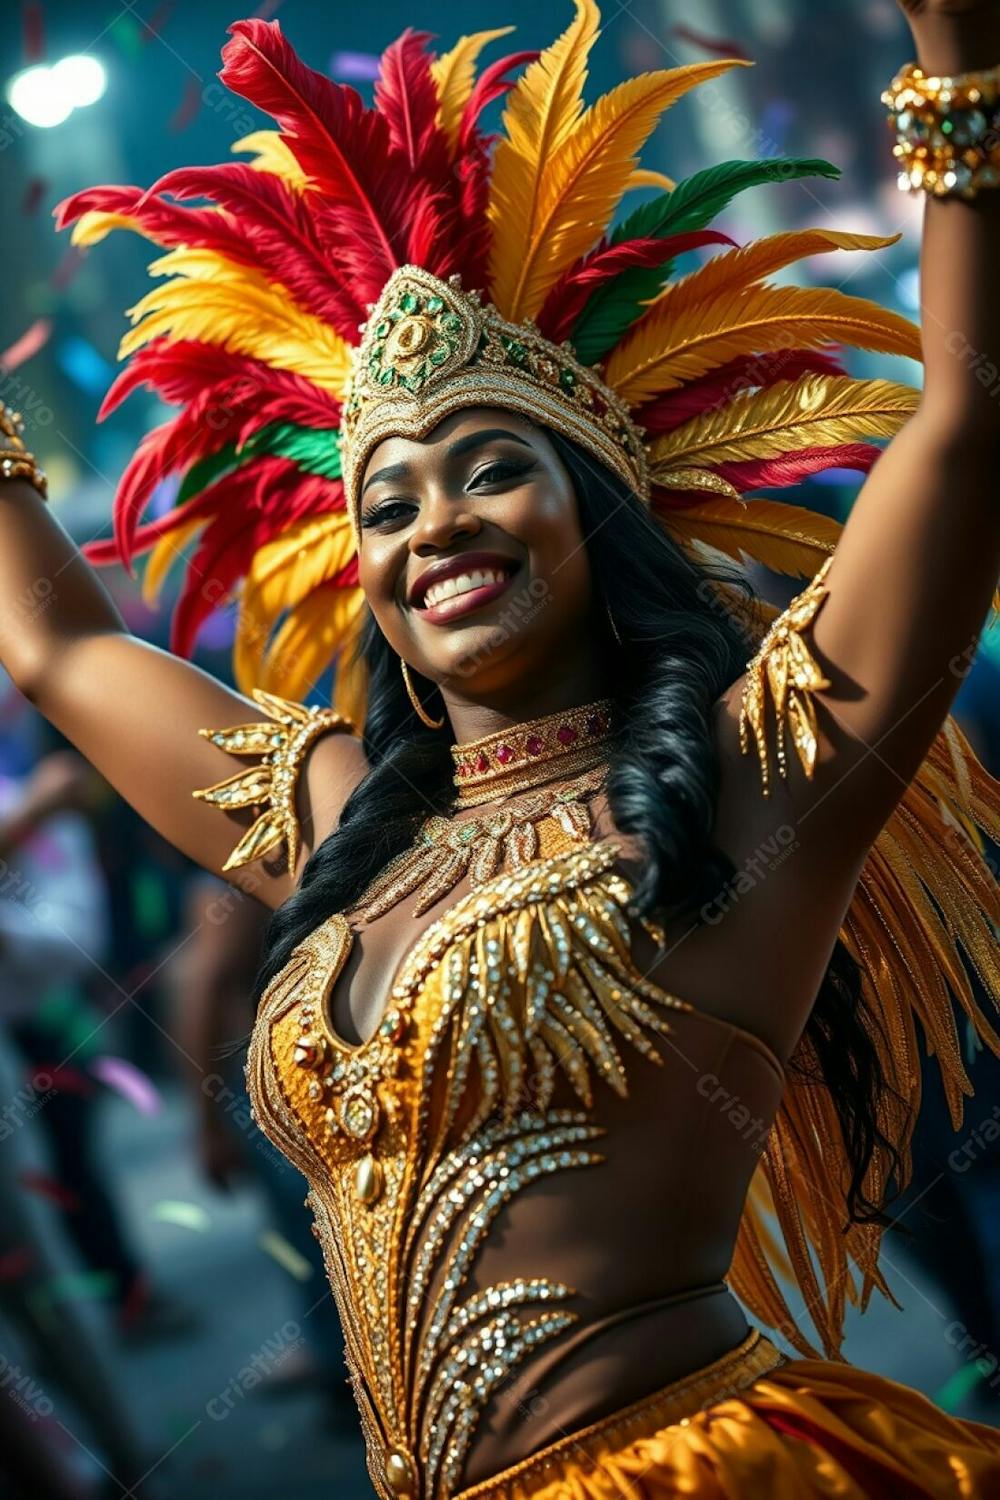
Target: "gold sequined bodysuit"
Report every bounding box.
[246,807,784,1498]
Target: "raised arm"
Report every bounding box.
[720,0,1000,871]
[0,473,368,908]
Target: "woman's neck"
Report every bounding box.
[441,666,614,748]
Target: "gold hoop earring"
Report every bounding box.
[605,601,623,647]
[400,658,444,729]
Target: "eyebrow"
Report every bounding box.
[360,428,534,498]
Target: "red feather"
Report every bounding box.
[84,459,343,570]
[717,441,882,492]
[637,348,846,435]
[170,458,342,656]
[374,29,450,176]
[99,341,340,426]
[143,164,365,335]
[54,183,248,262]
[219,19,407,288]
[536,231,735,345]
[457,49,538,153]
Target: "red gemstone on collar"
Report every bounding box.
[556,724,577,745]
[525,735,544,755]
[475,751,489,773]
[496,744,514,764]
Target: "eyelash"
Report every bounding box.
[360,459,534,528]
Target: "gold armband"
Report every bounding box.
[0,402,48,500]
[738,557,833,798]
[193,687,353,873]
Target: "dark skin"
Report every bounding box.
[0,0,997,1064]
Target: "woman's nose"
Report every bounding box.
[409,493,482,555]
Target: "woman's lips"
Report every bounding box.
[413,565,519,624]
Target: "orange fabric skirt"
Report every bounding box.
[455,1329,1000,1499]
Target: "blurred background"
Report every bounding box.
[0,1,998,1497]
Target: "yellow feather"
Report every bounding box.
[491,53,745,321]
[236,512,358,691]
[141,517,205,605]
[605,281,923,405]
[624,166,675,193]
[650,374,919,468]
[119,249,352,394]
[244,510,357,623]
[71,211,142,247]
[232,129,308,190]
[652,466,742,499]
[645,228,902,320]
[430,26,516,152]
[486,0,602,319]
[661,494,843,578]
[256,585,365,700]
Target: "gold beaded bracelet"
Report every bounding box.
[0,402,48,499]
[885,61,1000,198]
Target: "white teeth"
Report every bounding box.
[422,567,509,609]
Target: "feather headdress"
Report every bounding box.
[57,4,1000,1360]
[56,0,923,721]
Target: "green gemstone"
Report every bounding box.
[426,295,444,313]
[559,368,576,390]
[378,367,396,386]
[443,313,464,332]
[374,319,391,338]
[403,373,424,391]
[400,292,420,313]
[458,824,476,842]
[429,346,448,366]
[507,341,527,366]
[370,342,385,360]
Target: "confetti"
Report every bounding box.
[56,335,114,396]
[168,76,202,133]
[0,319,52,374]
[329,50,381,82]
[18,1170,80,1212]
[50,245,85,291]
[139,1,175,46]
[258,1230,313,1282]
[934,1360,987,1412]
[672,24,750,61]
[21,177,47,216]
[22,1,44,62]
[38,1270,118,1304]
[90,1055,162,1116]
[151,1200,211,1233]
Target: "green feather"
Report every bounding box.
[572,157,841,366]
[177,423,342,504]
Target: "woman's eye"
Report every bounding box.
[360,499,415,529]
[470,460,534,487]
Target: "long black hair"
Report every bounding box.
[252,428,900,1225]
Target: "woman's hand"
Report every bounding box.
[896,0,1000,72]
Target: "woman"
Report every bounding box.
[3,0,1000,1494]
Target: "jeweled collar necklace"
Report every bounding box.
[451,698,614,808]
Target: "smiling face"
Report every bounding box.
[356,407,604,704]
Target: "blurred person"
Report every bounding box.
[168,873,353,1413]
[1,2,1000,1497]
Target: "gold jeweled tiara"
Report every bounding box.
[339,264,650,539]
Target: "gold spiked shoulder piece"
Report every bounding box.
[738,556,834,797]
[193,687,354,873]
